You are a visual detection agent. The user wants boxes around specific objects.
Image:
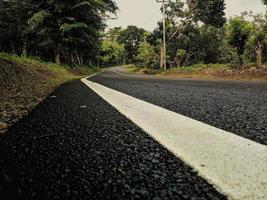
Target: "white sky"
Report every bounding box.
[107,0,266,31]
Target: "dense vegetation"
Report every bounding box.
[0,0,117,65]
[0,0,266,69]
[0,0,266,129]
[101,0,267,69]
[0,53,99,129]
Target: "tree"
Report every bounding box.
[99,40,125,67]
[136,42,158,68]
[150,0,226,68]
[245,13,267,68]
[165,0,185,25]
[187,0,226,27]
[226,17,253,65]
[104,27,123,42]
[26,0,117,65]
[262,0,267,5]
[0,0,117,66]
[0,0,30,54]
[117,26,148,63]
[197,25,223,63]
[175,49,187,67]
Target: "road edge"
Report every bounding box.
[81,76,267,200]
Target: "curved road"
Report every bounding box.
[0,67,266,199]
[91,67,267,145]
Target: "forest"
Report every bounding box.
[0,0,117,65]
[0,0,266,69]
[101,0,267,69]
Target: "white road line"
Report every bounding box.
[81,77,267,200]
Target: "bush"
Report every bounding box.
[136,42,159,68]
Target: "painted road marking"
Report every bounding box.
[81,77,267,200]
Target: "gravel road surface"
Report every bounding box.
[0,80,226,200]
[90,68,267,145]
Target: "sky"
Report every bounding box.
[107,0,266,31]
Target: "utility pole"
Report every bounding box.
[156,0,169,71]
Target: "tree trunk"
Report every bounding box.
[22,42,27,56]
[175,57,182,67]
[70,52,75,64]
[22,48,27,57]
[255,43,263,69]
[75,51,81,66]
[80,53,84,65]
[55,47,61,65]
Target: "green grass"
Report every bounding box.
[126,64,142,73]
[126,65,161,74]
[167,63,231,73]
[0,53,101,130]
[125,63,267,81]
[127,63,231,74]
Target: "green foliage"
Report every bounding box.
[0,0,30,54]
[60,23,88,33]
[149,0,227,68]
[176,49,187,58]
[147,0,266,69]
[104,27,123,42]
[165,0,185,24]
[176,49,187,67]
[187,0,226,27]
[28,11,51,31]
[169,63,230,72]
[197,25,224,63]
[218,42,240,64]
[226,17,253,64]
[99,40,125,66]
[0,0,266,70]
[0,0,117,66]
[0,52,100,126]
[243,13,267,67]
[136,42,158,68]
[117,26,148,63]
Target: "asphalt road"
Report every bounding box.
[90,67,267,145]
[0,80,226,199]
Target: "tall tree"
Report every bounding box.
[117,26,148,63]
[104,27,123,42]
[245,13,267,68]
[0,0,117,65]
[0,0,30,54]
[136,42,158,68]
[99,40,125,67]
[226,16,253,65]
[151,0,225,67]
[187,0,226,27]
[26,0,117,65]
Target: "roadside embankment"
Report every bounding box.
[0,53,100,133]
[127,64,267,80]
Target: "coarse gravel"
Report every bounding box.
[0,80,226,200]
[90,70,267,145]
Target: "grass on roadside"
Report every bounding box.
[0,53,100,131]
[126,65,160,74]
[167,63,230,73]
[126,63,267,80]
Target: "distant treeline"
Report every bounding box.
[0,0,266,68]
[100,0,267,69]
[0,0,117,66]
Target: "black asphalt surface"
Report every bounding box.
[90,68,267,145]
[0,80,226,200]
